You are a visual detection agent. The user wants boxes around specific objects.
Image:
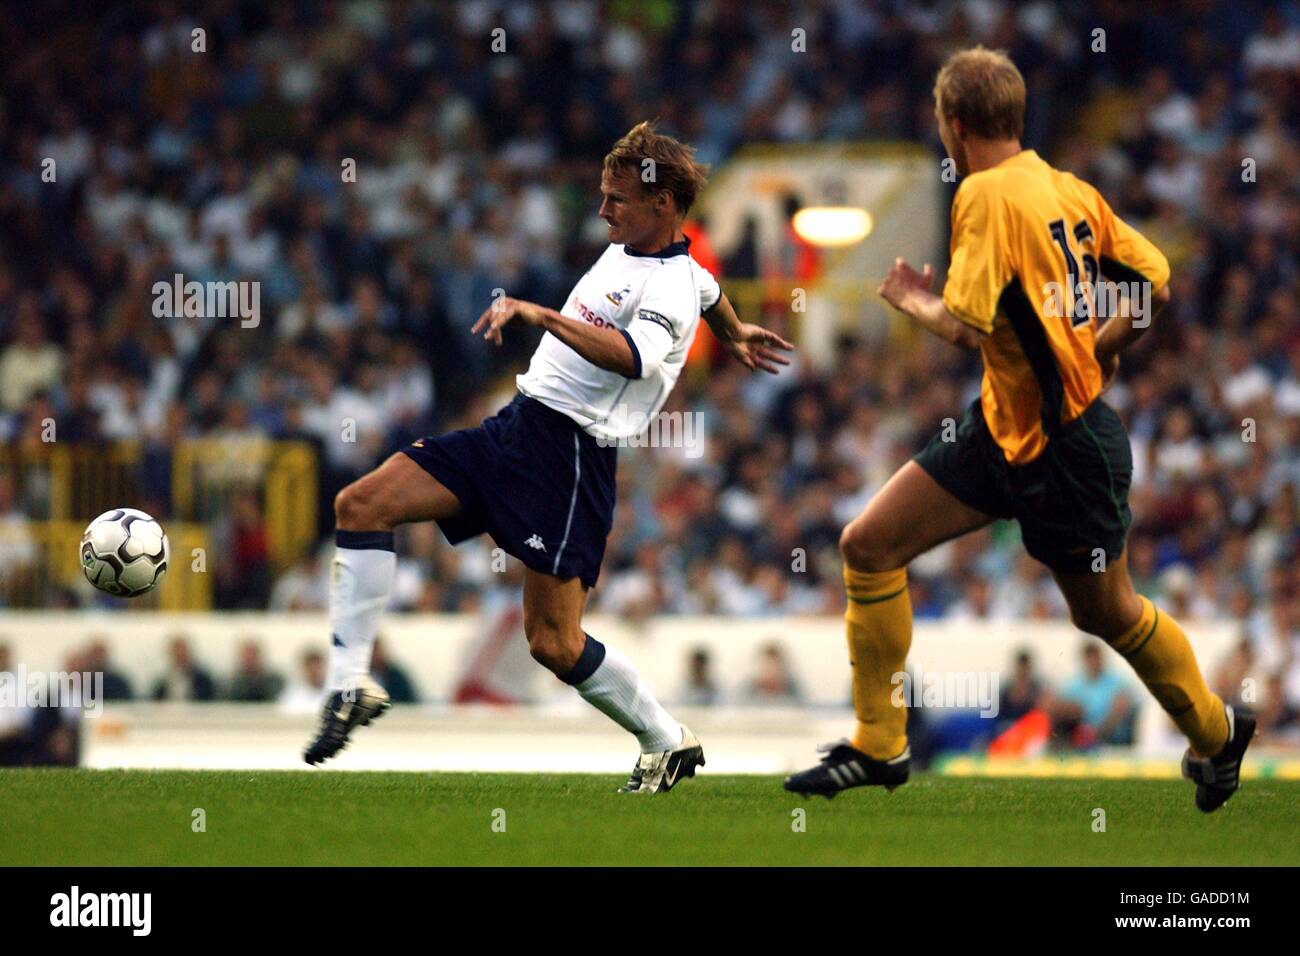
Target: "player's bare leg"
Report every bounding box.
[522,568,703,793]
[520,569,590,674]
[839,461,993,572]
[1052,550,1251,812]
[786,461,991,797]
[335,452,465,531]
[304,454,463,766]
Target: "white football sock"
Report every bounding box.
[569,638,683,752]
[326,531,396,691]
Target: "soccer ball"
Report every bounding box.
[80,508,171,597]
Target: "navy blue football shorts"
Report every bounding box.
[401,393,617,588]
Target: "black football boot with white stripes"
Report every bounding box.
[618,725,705,793]
[1181,704,1256,813]
[783,740,909,798]
[303,674,391,766]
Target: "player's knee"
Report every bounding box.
[1068,603,1124,641]
[527,639,564,671]
[522,624,569,671]
[524,618,576,672]
[839,522,904,573]
[335,482,385,530]
[1068,585,1144,641]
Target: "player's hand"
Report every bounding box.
[471,296,546,346]
[721,323,794,374]
[878,258,934,312]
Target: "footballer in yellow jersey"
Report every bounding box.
[784,47,1254,813]
[943,147,1171,465]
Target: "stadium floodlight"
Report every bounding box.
[791,206,874,247]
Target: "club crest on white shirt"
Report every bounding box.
[516,242,720,442]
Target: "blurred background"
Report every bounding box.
[0,0,1297,772]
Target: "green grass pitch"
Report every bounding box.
[2,769,1297,866]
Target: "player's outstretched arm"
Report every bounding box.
[878,258,983,350]
[472,296,638,377]
[703,292,794,374]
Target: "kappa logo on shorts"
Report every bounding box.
[411,439,425,448]
[525,534,547,552]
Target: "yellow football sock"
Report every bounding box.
[843,566,912,760]
[1109,595,1228,756]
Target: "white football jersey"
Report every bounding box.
[517,239,721,441]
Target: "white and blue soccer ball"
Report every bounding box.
[80,508,171,597]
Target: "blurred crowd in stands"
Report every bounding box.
[0,3,1298,720]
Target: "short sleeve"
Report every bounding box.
[621,313,674,379]
[942,176,1010,335]
[620,267,698,379]
[695,260,722,313]
[1095,195,1171,292]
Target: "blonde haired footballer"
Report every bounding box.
[784,47,1254,812]
[304,122,792,793]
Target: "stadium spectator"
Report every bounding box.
[0,642,37,766]
[678,647,720,707]
[227,639,285,702]
[279,649,328,714]
[996,649,1043,732]
[949,574,997,621]
[0,471,37,608]
[1050,644,1137,749]
[84,638,134,701]
[0,305,63,413]
[1258,673,1300,745]
[0,646,83,767]
[1212,637,1255,711]
[371,637,417,704]
[152,636,216,702]
[596,541,670,620]
[742,642,804,706]
[268,546,329,611]
[212,490,273,610]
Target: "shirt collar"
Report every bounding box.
[623,235,692,259]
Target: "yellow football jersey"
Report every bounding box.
[942,149,1170,464]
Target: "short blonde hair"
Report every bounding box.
[933,46,1025,140]
[603,121,710,215]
